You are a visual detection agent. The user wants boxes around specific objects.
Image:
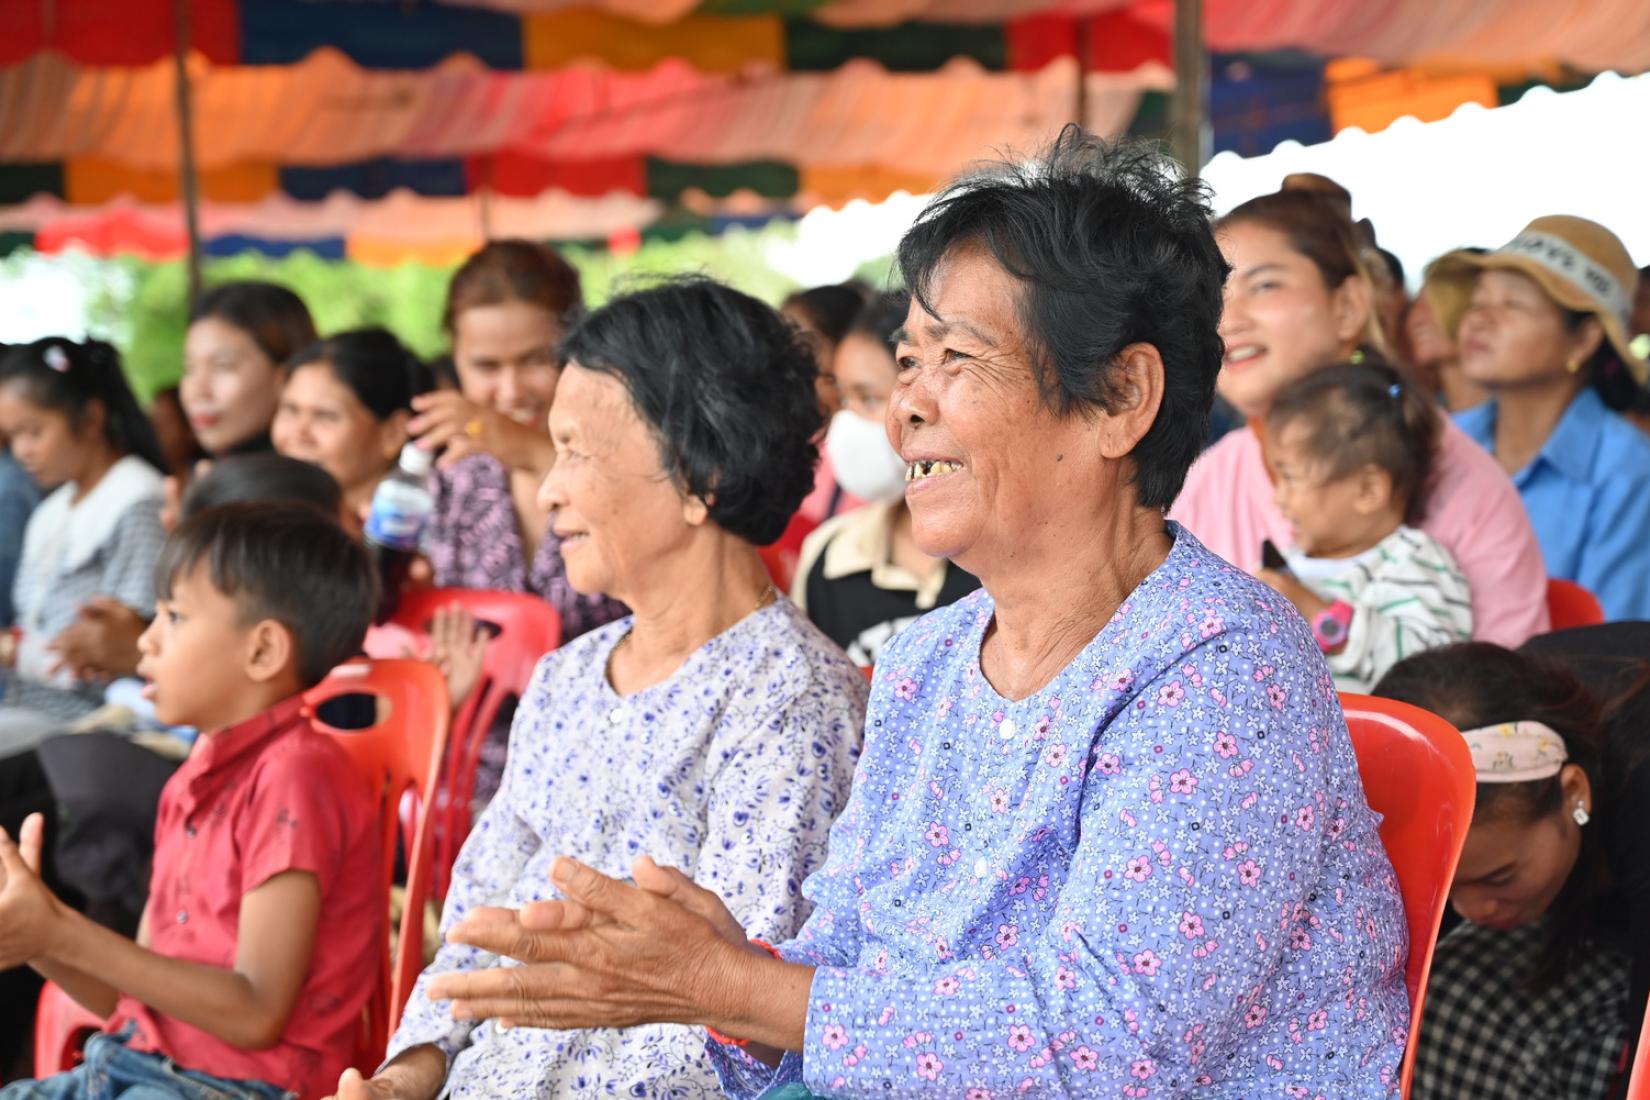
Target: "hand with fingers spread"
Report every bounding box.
[431,856,811,1048]
[427,604,489,710]
[408,392,555,475]
[0,812,67,970]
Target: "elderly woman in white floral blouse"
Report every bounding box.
[327,279,866,1100]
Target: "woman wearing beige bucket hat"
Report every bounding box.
[1430,216,1650,621]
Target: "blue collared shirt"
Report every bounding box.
[1456,388,1650,621]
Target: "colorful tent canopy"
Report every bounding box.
[1,0,1640,264]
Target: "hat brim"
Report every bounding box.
[1425,249,1648,386]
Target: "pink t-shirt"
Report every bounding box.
[1171,421,1549,647]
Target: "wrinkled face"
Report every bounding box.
[451,301,563,428]
[1451,802,1580,931]
[833,331,898,426]
[888,246,1110,578]
[1456,270,1585,390]
[1265,421,1381,558]
[273,362,402,497]
[1405,294,1455,368]
[1216,221,1356,419]
[136,563,266,730]
[0,385,87,488]
[181,317,284,455]
[538,364,695,602]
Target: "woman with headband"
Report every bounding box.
[1375,633,1650,1100]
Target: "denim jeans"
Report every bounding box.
[0,1028,294,1100]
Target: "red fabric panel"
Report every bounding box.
[0,0,238,66]
[1085,10,1171,72]
[35,206,187,260]
[1006,15,1079,72]
[468,152,647,198]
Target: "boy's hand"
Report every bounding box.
[0,813,65,969]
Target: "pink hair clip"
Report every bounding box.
[43,345,70,373]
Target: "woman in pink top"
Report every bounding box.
[1171,190,1548,646]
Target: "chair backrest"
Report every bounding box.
[1547,577,1606,630]
[758,512,819,593]
[33,981,104,1076]
[1339,692,1477,1099]
[389,587,561,896]
[1627,994,1650,1099]
[305,658,449,1057]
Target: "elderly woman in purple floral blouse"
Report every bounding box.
[421,128,1411,1098]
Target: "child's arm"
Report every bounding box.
[0,814,323,1050]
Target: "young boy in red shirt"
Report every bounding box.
[0,501,383,1100]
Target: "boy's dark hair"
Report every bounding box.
[181,452,343,521]
[896,125,1228,510]
[1265,358,1441,523]
[155,502,377,688]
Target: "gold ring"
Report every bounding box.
[464,417,484,440]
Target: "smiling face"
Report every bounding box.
[538,364,701,603]
[273,362,404,502]
[1265,420,1397,558]
[1216,221,1367,419]
[180,317,284,456]
[888,246,1122,578]
[451,300,563,429]
[1456,269,1599,392]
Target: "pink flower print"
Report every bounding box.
[916,1052,943,1081]
[822,1024,848,1050]
[1291,927,1313,950]
[937,697,953,718]
[1111,669,1135,691]
[1071,1046,1101,1071]
[1295,805,1316,830]
[925,822,950,847]
[1009,876,1030,896]
[1043,744,1068,768]
[1237,859,1262,887]
[967,1091,993,1100]
[1007,1024,1035,1052]
[1307,1010,1328,1031]
[1096,753,1122,776]
[934,976,960,997]
[1169,768,1198,795]
[1124,856,1152,882]
[894,678,918,701]
[1214,731,1238,758]
[1198,611,1224,638]
[1130,1057,1156,1080]
[1179,912,1205,939]
[989,788,1010,813]
[1267,682,1289,708]
[1132,950,1161,976]
[1157,680,1185,707]
[995,923,1019,948]
[1033,716,1052,739]
[1327,817,1346,839]
[1244,1003,1268,1029]
[1054,965,1077,990]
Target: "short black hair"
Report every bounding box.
[1265,358,1441,522]
[783,283,869,348]
[190,281,318,366]
[896,125,1228,509]
[846,291,912,354]
[155,501,377,688]
[284,327,432,422]
[559,277,822,546]
[181,452,344,521]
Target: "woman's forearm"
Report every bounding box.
[376,1043,449,1100]
[705,951,816,1059]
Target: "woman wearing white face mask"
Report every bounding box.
[792,293,978,665]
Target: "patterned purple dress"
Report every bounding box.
[424,452,629,803]
[712,523,1410,1098]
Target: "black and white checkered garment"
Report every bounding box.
[1412,917,1631,1100]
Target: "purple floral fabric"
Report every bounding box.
[712,523,1410,1098]
[424,451,627,640]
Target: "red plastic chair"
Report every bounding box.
[390,588,561,897]
[306,658,450,1058]
[1339,693,1477,1099]
[1626,993,1650,1099]
[1546,577,1606,630]
[758,512,819,593]
[32,983,104,1075]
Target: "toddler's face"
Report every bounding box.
[136,563,262,731]
[1266,423,1376,558]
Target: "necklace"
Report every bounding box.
[613,584,778,657]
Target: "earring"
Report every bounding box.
[1572,802,1590,827]
[1566,357,1583,374]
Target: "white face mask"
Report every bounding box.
[824,408,906,504]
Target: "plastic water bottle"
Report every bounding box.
[364,444,435,618]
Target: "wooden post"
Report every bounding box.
[1170,0,1210,173]
[172,0,204,304]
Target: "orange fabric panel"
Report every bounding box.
[798,164,939,207]
[1325,60,1500,133]
[522,10,783,73]
[64,158,277,204]
[346,236,481,267]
